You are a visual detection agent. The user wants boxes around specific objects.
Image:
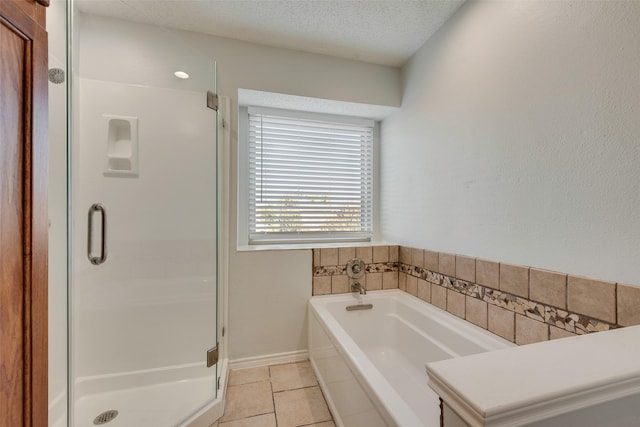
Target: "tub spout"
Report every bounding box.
[351,281,366,295]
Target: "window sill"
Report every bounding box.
[236,240,396,252]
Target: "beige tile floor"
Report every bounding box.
[213,361,335,427]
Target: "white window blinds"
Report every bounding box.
[248,107,374,244]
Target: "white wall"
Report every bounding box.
[78,14,401,360]
[381,1,640,286]
[47,0,68,424]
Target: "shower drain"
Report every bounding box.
[93,410,118,425]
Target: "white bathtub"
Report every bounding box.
[308,289,514,427]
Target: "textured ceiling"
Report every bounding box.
[75,0,465,67]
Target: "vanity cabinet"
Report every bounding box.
[0,0,48,425]
[428,327,640,427]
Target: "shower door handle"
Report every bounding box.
[88,203,107,265]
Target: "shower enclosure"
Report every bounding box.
[47,1,225,425]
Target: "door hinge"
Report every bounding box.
[207,91,218,111]
[207,343,219,367]
[222,326,225,337]
[217,376,221,390]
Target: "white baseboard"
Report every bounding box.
[229,350,309,370]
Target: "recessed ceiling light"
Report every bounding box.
[174,71,189,79]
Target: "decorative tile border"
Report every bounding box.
[401,264,616,336]
[313,262,398,277]
[313,265,347,276]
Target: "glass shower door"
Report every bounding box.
[69,7,219,426]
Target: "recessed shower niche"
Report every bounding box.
[104,115,139,177]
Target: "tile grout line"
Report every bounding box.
[219,412,276,427]
[268,365,279,427]
[272,383,322,395]
[219,410,275,425]
[226,362,334,427]
[313,379,335,425]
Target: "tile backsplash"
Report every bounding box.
[312,245,640,345]
[312,246,399,295]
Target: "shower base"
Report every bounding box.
[74,364,217,427]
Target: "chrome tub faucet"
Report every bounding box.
[351,281,366,295]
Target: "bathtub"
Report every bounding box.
[308,289,514,427]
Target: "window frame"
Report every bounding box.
[238,105,379,248]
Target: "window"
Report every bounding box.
[241,106,375,245]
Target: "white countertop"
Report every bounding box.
[426,325,640,427]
